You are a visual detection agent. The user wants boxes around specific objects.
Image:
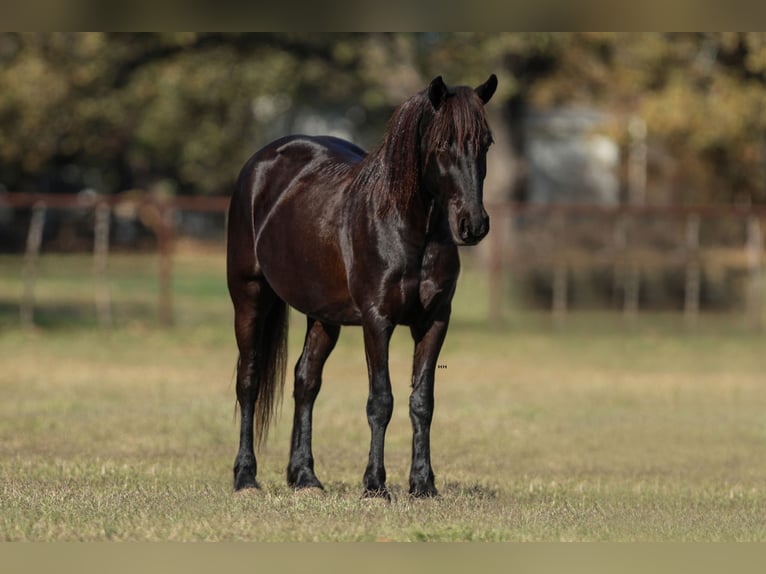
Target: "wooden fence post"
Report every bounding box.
[551,209,568,325]
[21,202,46,329]
[615,212,640,321]
[488,206,505,325]
[684,213,701,328]
[612,212,627,309]
[746,215,764,331]
[93,201,113,329]
[157,203,174,327]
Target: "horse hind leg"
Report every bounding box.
[287,318,340,490]
[231,277,288,491]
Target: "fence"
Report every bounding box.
[487,202,765,329]
[2,192,765,330]
[2,191,228,329]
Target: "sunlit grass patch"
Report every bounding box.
[1,251,766,540]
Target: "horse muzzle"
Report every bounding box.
[456,211,490,245]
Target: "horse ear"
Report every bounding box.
[475,74,498,104]
[428,76,448,111]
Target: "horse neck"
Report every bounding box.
[349,95,443,240]
[349,142,409,208]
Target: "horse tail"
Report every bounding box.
[252,295,290,449]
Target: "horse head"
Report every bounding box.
[422,74,497,245]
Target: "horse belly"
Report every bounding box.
[256,213,360,326]
[278,260,360,325]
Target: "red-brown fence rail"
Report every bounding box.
[1,192,230,212]
[2,192,764,329]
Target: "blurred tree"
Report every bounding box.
[1,33,765,204]
[492,32,766,205]
[0,33,416,196]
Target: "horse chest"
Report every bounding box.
[385,246,458,320]
[419,235,460,309]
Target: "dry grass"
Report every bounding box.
[1,251,766,540]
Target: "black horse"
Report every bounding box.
[227,74,497,498]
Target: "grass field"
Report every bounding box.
[1,250,766,541]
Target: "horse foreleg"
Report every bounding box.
[361,318,395,499]
[287,318,340,490]
[409,312,450,497]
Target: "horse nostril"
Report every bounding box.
[459,217,470,240]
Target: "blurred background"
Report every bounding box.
[0,32,764,329]
[4,34,766,542]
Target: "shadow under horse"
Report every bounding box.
[227,74,498,499]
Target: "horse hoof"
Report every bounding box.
[233,474,260,492]
[287,471,324,492]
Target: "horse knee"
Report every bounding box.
[367,392,394,426]
[409,393,434,425]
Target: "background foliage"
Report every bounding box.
[2,33,766,203]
